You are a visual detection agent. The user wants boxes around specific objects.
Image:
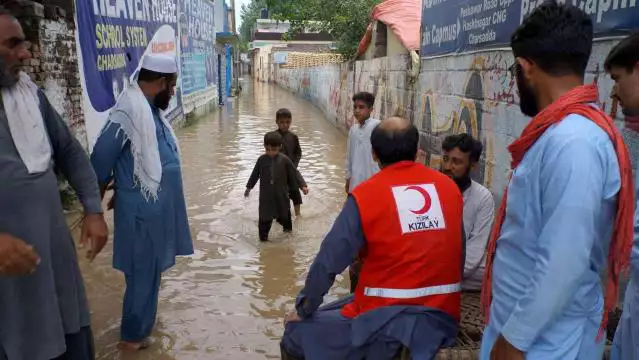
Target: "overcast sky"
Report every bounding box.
[234,0,250,28]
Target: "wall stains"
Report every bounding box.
[271,40,638,202]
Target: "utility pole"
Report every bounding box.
[230,0,241,91]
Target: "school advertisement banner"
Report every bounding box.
[76,0,182,149]
[421,0,639,56]
[179,0,217,111]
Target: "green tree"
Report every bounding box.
[240,0,381,59]
[239,0,267,49]
[271,0,382,59]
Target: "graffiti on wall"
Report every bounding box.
[416,52,518,190]
[273,41,639,199]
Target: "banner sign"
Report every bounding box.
[421,0,639,56]
[273,52,289,64]
[76,0,182,147]
[179,0,216,103]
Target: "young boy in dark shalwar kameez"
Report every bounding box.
[267,108,305,216]
[245,132,309,241]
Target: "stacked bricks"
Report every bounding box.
[280,52,344,69]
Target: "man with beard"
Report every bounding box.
[604,33,639,360]
[441,134,494,291]
[91,54,194,350]
[480,2,634,360]
[0,7,109,360]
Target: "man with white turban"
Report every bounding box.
[91,53,194,350]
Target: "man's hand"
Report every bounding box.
[284,309,302,326]
[490,335,524,360]
[80,214,108,262]
[302,186,309,195]
[0,233,40,276]
[244,188,251,198]
[345,178,351,194]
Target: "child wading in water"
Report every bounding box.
[245,132,309,241]
[267,109,305,216]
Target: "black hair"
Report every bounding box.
[352,92,375,108]
[370,121,419,166]
[264,131,282,147]
[511,0,593,78]
[137,68,176,83]
[605,32,639,72]
[442,133,483,163]
[276,108,292,120]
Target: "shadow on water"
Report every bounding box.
[78,80,351,359]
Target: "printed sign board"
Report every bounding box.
[421,0,639,56]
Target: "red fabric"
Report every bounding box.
[343,161,463,321]
[355,0,422,57]
[357,24,373,57]
[480,84,634,340]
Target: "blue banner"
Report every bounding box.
[179,0,216,97]
[76,0,180,112]
[421,0,639,56]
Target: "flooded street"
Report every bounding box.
[78,81,351,359]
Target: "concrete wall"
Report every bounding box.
[273,40,638,204]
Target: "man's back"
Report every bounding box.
[346,161,464,319]
[273,130,302,167]
[484,113,620,359]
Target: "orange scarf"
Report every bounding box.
[480,84,634,339]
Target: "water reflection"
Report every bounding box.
[80,80,350,359]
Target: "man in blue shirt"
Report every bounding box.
[91,54,194,350]
[605,32,639,360]
[480,2,634,359]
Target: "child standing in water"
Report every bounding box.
[267,109,306,216]
[245,132,309,241]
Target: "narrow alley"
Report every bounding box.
[78,81,351,360]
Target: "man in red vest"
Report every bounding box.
[281,117,465,359]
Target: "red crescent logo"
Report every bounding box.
[404,185,432,215]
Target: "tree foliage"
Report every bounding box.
[239,0,268,50]
[239,0,382,59]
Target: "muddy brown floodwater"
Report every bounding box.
[76,81,352,360]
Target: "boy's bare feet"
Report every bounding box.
[118,339,150,351]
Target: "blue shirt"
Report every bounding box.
[632,167,639,280]
[481,114,621,359]
[609,166,639,360]
[295,196,458,357]
[90,106,193,274]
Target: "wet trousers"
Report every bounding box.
[0,327,95,360]
[120,256,161,342]
[258,212,293,241]
[52,327,95,360]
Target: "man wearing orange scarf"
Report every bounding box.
[479,2,634,360]
[605,33,639,360]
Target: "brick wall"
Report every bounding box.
[3,0,87,149]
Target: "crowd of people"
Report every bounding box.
[1,1,639,360]
[279,2,639,360]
